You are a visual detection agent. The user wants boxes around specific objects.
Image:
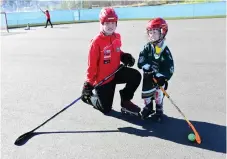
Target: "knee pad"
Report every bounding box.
[90,95,102,109]
[82,93,112,115]
[155,89,164,105]
[81,95,92,105]
[90,94,113,115]
[81,94,102,108]
[144,97,152,105]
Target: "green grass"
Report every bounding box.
[8,15,226,29]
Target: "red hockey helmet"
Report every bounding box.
[146,18,168,43]
[99,7,118,25]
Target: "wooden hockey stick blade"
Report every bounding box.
[168,95,202,144]
[153,78,202,144]
[185,119,201,144]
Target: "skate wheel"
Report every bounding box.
[137,113,141,118]
[121,108,126,114]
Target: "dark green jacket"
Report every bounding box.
[137,42,174,80]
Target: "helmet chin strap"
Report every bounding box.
[152,39,164,46]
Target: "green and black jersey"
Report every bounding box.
[137,42,174,80]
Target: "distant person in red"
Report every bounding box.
[42,10,53,28]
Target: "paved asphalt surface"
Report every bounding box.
[1,18,226,159]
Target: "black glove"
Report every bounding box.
[121,53,135,67]
[155,75,168,87]
[82,82,94,98]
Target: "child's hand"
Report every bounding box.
[142,64,152,72]
[155,75,167,86]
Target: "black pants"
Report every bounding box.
[82,67,141,114]
[142,72,168,99]
[45,19,53,27]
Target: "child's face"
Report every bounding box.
[102,22,117,35]
[148,29,160,43]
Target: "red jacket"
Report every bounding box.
[86,32,123,86]
[45,12,50,19]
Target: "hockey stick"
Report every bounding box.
[14,64,125,146]
[153,78,202,144]
[36,4,44,13]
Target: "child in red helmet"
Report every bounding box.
[137,18,174,121]
[81,7,142,116]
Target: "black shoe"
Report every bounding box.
[141,102,155,120]
[121,100,141,113]
[152,104,164,122]
[155,104,163,114]
[119,89,141,116]
[152,113,163,122]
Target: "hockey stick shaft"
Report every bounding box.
[153,78,201,144]
[16,65,124,137]
[30,64,124,132]
[15,65,124,146]
[37,5,43,12]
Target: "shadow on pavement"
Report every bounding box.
[14,109,226,154]
[108,110,226,154]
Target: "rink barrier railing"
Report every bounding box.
[4,1,226,29]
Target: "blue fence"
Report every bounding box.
[5,2,226,27]
[79,2,226,20]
